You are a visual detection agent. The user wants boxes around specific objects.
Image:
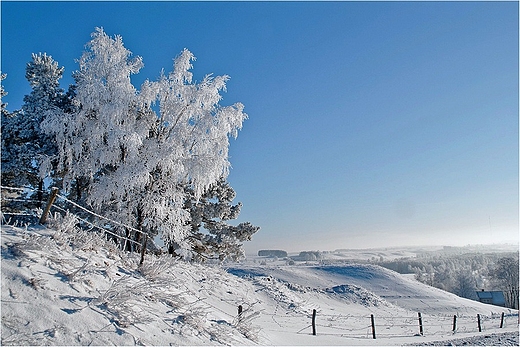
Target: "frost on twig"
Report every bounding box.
[92,274,188,328]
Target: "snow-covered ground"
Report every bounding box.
[2,222,518,345]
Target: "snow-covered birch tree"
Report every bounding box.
[492,256,519,309]
[43,28,147,205]
[43,28,249,256]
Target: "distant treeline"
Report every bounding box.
[377,252,519,309]
[258,250,288,258]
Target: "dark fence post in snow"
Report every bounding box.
[39,187,59,224]
[312,309,317,336]
[452,315,457,332]
[370,314,376,339]
[139,234,148,265]
[237,305,243,325]
[500,312,505,328]
[418,312,424,336]
[477,314,482,332]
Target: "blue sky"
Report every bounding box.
[1,1,518,254]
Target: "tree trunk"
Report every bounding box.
[134,205,143,252]
[37,179,43,208]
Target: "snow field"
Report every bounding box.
[1,222,518,346]
[247,283,518,346]
[226,263,519,345]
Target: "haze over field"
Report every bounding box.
[1,1,518,253]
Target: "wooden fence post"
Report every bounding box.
[371,314,376,339]
[237,305,243,325]
[139,234,148,265]
[452,315,457,332]
[418,312,423,336]
[477,314,481,332]
[39,187,59,224]
[500,312,505,328]
[312,309,316,336]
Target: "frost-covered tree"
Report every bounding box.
[492,256,519,309]
[42,28,146,205]
[176,178,259,262]
[0,72,21,209]
[1,73,9,117]
[1,54,71,196]
[453,270,476,299]
[43,28,249,256]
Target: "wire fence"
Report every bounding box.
[199,297,519,341]
[1,185,42,222]
[279,310,518,339]
[1,185,156,255]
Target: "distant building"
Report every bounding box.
[476,290,506,307]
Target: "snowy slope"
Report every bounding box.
[1,224,258,346]
[2,223,518,346]
[227,263,501,314]
[227,262,519,345]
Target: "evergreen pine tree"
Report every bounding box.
[175,178,259,262]
[1,73,9,117]
[1,54,71,196]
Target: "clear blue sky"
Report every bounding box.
[1,1,518,254]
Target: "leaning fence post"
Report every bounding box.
[452,315,457,333]
[312,309,316,336]
[237,305,243,324]
[418,312,424,336]
[370,314,376,339]
[39,187,59,224]
[139,234,148,265]
[500,312,505,328]
[477,314,482,332]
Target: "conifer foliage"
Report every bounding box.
[180,178,260,262]
[1,73,9,117]
[1,53,72,193]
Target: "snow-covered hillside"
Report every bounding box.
[227,262,504,315]
[2,223,518,345]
